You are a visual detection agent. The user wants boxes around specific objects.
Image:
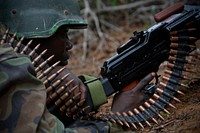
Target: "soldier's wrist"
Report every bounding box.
[79,74,107,109]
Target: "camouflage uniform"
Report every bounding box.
[0,43,134,133]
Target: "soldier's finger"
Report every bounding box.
[132,72,156,92]
[80,84,87,100]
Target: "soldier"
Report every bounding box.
[0,0,155,132]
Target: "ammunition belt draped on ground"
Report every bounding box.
[92,19,200,129]
[1,18,199,130]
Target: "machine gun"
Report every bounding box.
[43,3,199,128]
[2,2,199,129]
[100,3,200,96]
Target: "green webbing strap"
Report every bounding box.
[79,74,107,109]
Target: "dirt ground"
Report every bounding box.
[141,80,200,133]
[68,24,200,133]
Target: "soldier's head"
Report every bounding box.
[0,0,87,65]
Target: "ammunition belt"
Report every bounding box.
[0,31,88,125]
[91,20,200,129]
[1,18,199,130]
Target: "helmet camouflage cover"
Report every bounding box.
[0,0,88,38]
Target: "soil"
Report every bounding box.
[68,24,200,133]
[141,80,200,133]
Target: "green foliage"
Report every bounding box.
[111,0,117,6]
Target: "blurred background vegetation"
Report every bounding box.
[68,0,200,76]
[67,2,200,132]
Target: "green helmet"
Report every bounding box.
[0,0,88,38]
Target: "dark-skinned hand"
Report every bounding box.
[44,66,88,125]
[46,66,87,103]
[111,72,156,113]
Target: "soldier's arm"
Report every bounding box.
[0,43,49,132]
[0,43,130,133]
[64,119,129,133]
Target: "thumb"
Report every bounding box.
[80,84,87,100]
[131,72,156,92]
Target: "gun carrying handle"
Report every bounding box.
[154,2,184,22]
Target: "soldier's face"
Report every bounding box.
[29,27,73,66]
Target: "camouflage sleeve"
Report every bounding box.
[64,119,134,133]
[0,43,130,133]
[0,43,59,133]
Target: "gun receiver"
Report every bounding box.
[101,8,200,96]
